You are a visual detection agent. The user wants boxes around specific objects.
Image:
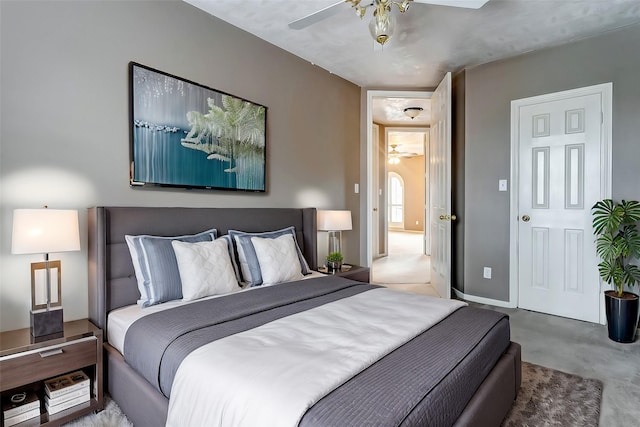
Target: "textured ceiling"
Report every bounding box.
[372,97,431,126]
[184,0,640,89]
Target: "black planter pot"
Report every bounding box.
[604,291,639,343]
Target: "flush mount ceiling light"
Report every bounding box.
[403,106,424,119]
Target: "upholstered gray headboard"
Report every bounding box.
[87,206,318,333]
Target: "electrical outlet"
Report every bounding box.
[483,267,492,279]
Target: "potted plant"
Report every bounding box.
[326,251,344,273]
[592,199,640,343]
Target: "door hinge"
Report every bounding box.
[601,111,604,124]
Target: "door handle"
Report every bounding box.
[522,215,530,222]
[439,214,457,221]
[373,208,378,212]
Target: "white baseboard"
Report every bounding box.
[453,288,516,308]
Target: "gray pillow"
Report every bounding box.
[228,226,310,287]
[125,229,217,307]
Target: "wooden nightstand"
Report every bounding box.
[318,264,370,283]
[0,319,103,426]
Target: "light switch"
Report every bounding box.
[499,179,508,192]
[354,183,359,194]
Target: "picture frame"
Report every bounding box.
[129,62,267,192]
[31,261,62,310]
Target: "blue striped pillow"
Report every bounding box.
[228,227,310,287]
[125,229,217,307]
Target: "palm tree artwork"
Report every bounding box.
[181,95,266,190]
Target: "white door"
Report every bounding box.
[516,90,605,323]
[430,73,452,299]
[372,124,386,258]
[423,131,431,256]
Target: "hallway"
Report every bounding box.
[372,231,437,296]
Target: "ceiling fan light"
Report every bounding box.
[389,156,400,165]
[369,11,396,45]
[403,106,423,119]
[398,0,411,13]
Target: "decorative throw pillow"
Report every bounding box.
[171,239,239,301]
[228,226,310,287]
[125,228,217,307]
[251,235,304,286]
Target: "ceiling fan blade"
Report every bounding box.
[288,1,345,30]
[412,0,490,9]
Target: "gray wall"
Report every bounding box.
[0,0,361,331]
[462,24,640,302]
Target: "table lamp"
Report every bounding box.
[11,207,80,337]
[317,210,352,257]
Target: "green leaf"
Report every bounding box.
[623,264,640,288]
[621,200,640,224]
[592,199,623,235]
[596,234,622,261]
[621,224,640,258]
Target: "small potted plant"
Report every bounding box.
[592,199,640,343]
[326,251,344,273]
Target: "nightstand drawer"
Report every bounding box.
[0,336,97,392]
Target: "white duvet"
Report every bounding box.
[166,288,466,427]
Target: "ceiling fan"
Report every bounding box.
[389,144,419,164]
[289,0,490,46]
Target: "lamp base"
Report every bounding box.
[30,307,63,337]
[328,231,342,255]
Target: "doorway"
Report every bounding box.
[510,83,612,324]
[365,75,452,297]
[367,95,431,286]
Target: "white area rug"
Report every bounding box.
[63,397,132,427]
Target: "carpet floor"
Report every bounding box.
[502,361,603,427]
[372,231,431,284]
[63,362,602,426]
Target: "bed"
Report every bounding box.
[87,206,521,427]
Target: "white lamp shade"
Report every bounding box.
[317,210,352,232]
[11,209,80,255]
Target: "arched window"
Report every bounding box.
[388,172,404,229]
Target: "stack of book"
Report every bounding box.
[43,371,90,416]
[2,391,40,427]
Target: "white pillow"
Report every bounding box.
[251,234,304,286]
[171,239,239,301]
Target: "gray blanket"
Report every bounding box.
[124,276,509,426]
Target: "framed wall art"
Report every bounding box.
[129,62,267,192]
